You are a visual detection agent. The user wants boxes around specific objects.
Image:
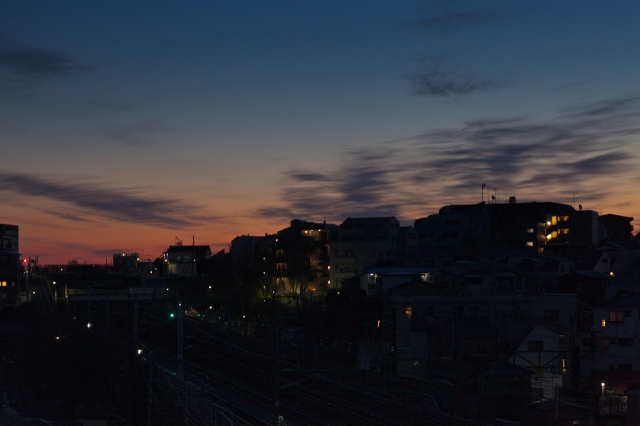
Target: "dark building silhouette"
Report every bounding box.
[600,213,634,244]
[0,224,20,305]
[416,200,604,258]
[163,244,212,277]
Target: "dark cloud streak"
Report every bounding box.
[0,171,205,227]
[409,54,501,97]
[257,95,640,221]
[0,47,87,78]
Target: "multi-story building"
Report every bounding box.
[600,214,635,244]
[113,252,139,274]
[329,217,413,288]
[0,224,20,305]
[275,219,338,294]
[585,293,640,393]
[163,244,212,277]
[414,202,490,252]
[416,199,603,258]
[231,233,278,292]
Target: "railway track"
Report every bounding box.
[135,314,491,426]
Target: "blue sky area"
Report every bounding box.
[1,1,639,262]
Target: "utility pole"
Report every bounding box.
[133,293,139,347]
[105,288,109,330]
[273,307,281,426]
[177,297,184,381]
[146,351,154,426]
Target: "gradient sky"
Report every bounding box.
[1,1,639,263]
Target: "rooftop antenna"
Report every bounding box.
[571,191,578,208]
[192,235,194,246]
[175,237,183,246]
[482,183,486,203]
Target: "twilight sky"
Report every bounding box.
[1,1,639,263]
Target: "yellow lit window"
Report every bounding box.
[602,319,606,327]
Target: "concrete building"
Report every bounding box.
[417,200,604,258]
[163,244,212,277]
[113,252,139,274]
[329,217,412,288]
[230,233,278,292]
[414,202,490,252]
[600,214,635,244]
[585,293,640,393]
[0,224,20,305]
[275,219,337,294]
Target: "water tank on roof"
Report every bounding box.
[509,196,516,204]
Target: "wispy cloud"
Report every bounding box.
[0,47,86,78]
[257,94,640,222]
[407,2,502,97]
[0,171,206,227]
[409,54,501,97]
[0,40,89,97]
[415,1,495,34]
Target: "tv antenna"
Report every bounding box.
[175,237,183,246]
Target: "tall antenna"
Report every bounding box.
[566,192,578,208]
[482,183,486,202]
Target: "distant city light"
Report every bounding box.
[87,322,92,328]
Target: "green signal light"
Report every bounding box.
[169,313,175,318]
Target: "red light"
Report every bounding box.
[23,259,27,263]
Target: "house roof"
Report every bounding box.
[572,270,608,279]
[573,250,608,270]
[601,292,640,308]
[510,319,568,359]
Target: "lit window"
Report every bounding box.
[526,242,533,247]
[405,307,412,320]
[602,319,606,327]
